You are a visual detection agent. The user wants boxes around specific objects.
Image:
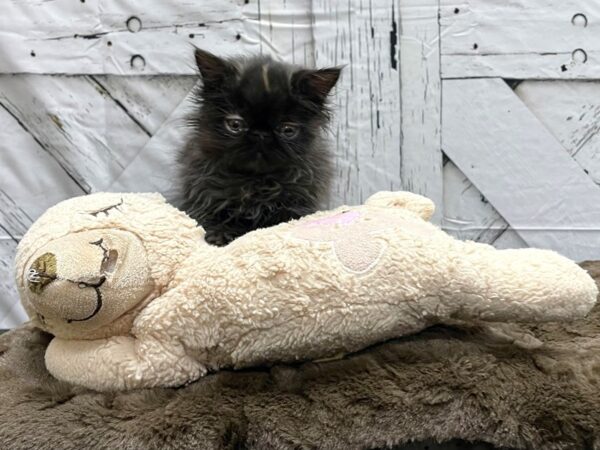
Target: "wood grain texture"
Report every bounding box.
[440,0,600,79]
[443,77,600,261]
[443,160,526,249]
[107,84,199,197]
[399,0,443,223]
[515,80,600,186]
[311,0,403,206]
[0,0,317,75]
[0,190,31,328]
[0,75,152,192]
[89,76,196,135]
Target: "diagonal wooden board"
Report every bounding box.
[514,80,600,186]
[443,160,527,249]
[442,77,600,261]
[106,84,199,198]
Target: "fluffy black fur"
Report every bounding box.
[177,48,341,246]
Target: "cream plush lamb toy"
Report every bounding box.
[15,191,598,391]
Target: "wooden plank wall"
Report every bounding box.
[440,0,600,258]
[0,0,444,327]
[4,0,600,328]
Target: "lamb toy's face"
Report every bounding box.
[22,228,153,332]
[15,192,204,339]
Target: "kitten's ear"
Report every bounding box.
[194,47,236,89]
[292,67,342,102]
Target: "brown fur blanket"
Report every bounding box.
[0,262,599,450]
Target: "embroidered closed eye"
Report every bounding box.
[90,238,118,274]
[89,199,124,217]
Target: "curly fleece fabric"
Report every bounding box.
[0,261,598,450]
[15,191,597,391]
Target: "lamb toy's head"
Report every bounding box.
[15,193,204,340]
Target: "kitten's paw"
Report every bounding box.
[204,231,234,247]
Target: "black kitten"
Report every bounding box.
[177,48,341,246]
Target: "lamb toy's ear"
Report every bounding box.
[365,191,435,221]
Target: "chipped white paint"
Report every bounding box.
[443,78,600,261]
[440,0,600,79]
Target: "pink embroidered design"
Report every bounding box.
[302,210,360,228]
[291,208,430,274]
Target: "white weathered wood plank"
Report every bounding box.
[311,0,402,206]
[515,80,600,186]
[0,192,30,328]
[0,74,151,192]
[442,77,600,261]
[443,160,527,248]
[242,0,314,65]
[441,53,600,80]
[106,85,199,198]
[0,239,28,329]
[92,75,197,135]
[0,102,84,219]
[0,190,31,329]
[443,160,509,243]
[0,103,87,328]
[440,0,600,79]
[0,0,244,74]
[0,0,317,75]
[399,0,443,223]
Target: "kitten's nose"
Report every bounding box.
[27,252,58,294]
[251,130,270,141]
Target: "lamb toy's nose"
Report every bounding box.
[27,252,58,294]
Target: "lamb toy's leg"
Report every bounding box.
[451,243,598,323]
[365,191,435,221]
[45,335,206,391]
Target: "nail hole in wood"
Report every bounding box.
[189,33,195,38]
[126,16,142,33]
[473,43,478,50]
[107,41,112,47]
[572,48,588,63]
[130,54,146,70]
[561,64,568,72]
[236,33,242,40]
[571,13,588,27]
[80,0,85,3]
[30,50,36,57]
[454,7,459,14]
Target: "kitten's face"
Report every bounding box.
[191,49,341,172]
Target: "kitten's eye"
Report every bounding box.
[279,123,299,139]
[224,116,247,135]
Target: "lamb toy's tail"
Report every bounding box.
[365,191,435,221]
